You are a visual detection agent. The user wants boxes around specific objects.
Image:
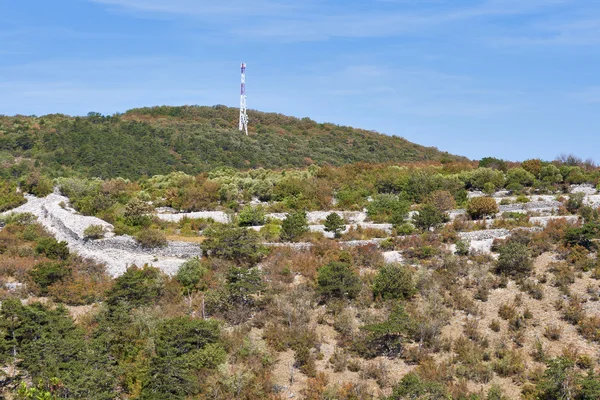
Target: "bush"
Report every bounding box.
[0,181,26,212]
[413,204,449,231]
[324,212,345,238]
[372,264,415,300]
[83,224,105,240]
[29,262,71,294]
[123,198,153,227]
[317,261,361,300]
[34,237,70,260]
[388,373,448,400]
[238,205,265,227]
[496,242,532,277]
[201,225,267,265]
[105,265,164,308]
[280,211,308,242]
[175,257,208,292]
[466,197,499,219]
[134,229,167,248]
[366,194,410,223]
[426,190,456,212]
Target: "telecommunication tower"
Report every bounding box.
[239,63,248,135]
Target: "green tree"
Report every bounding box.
[28,262,71,295]
[388,372,448,400]
[238,205,266,227]
[535,357,577,400]
[360,302,412,357]
[496,241,532,277]
[141,317,225,399]
[466,196,499,220]
[175,257,208,292]
[201,225,267,265]
[372,264,415,301]
[280,211,308,242]
[324,212,345,238]
[317,261,361,300]
[34,237,70,260]
[105,265,164,308]
[367,194,410,223]
[413,204,449,231]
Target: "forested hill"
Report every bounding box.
[0,105,465,180]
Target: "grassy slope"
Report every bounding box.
[0,105,466,179]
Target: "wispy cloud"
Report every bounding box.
[90,0,574,41]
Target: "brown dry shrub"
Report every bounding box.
[578,315,600,342]
[0,255,40,283]
[351,244,384,268]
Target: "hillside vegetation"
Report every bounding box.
[0,105,462,180]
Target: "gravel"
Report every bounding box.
[2,193,196,276]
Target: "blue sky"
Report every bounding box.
[1,0,599,161]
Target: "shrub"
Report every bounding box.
[466,197,499,220]
[426,190,456,212]
[280,211,308,242]
[29,261,71,294]
[366,194,410,223]
[567,192,585,214]
[238,205,265,227]
[134,229,167,249]
[105,265,164,308]
[388,373,448,400]
[317,261,361,300]
[175,257,208,292]
[496,242,532,277]
[123,198,153,227]
[34,237,70,260]
[83,224,105,240]
[372,264,415,300]
[0,181,26,212]
[323,212,345,238]
[413,204,449,231]
[201,225,267,265]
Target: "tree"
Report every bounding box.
[324,212,345,238]
[280,211,308,242]
[175,257,208,292]
[466,197,499,220]
[201,225,267,265]
[317,261,361,300]
[360,302,412,357]
[535,357,577,400]
[426,190,456,212]
[372,264,415,300]
[238,205,266,227]
[366,194,410,223]
[496,241,532,277]
[105,265,164,308]
[412,204,449,231]
[141,317,225,399]
[28,262,71,295]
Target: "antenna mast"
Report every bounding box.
[239,63,248,135]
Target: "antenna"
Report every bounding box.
[239,63,248,135]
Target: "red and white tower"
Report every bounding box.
[239,63,248,135]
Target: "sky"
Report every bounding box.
[1,0,599,161]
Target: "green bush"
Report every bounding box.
[83,224,105,240]
[124,198,153,227]
[34,237,70,260]
[317,261,362,300]
[324,212,345,238]
[134,229,168,249]
[412,204,449,231]
[28,262,71,294]
[496,241,532,277]
[201,224,267,265]
[238,205,265,227]
[372,264,415,300]
[367,194,410,223]
[175,257,208,292]
[466,196,499,219]
[106,265,164,308]
[0,181,26,212]
[280,211,308,242]
[388,372,448,400]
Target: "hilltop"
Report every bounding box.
[0,105,464,179]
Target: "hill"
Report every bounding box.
[0,105,464,179]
